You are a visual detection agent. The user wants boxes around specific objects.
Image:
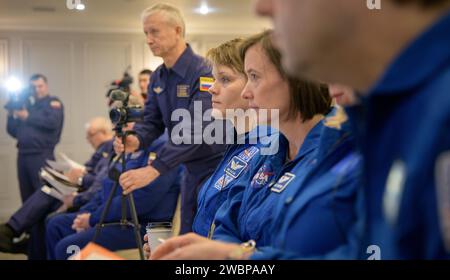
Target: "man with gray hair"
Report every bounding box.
[114,3,225,234]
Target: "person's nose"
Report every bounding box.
[208,81,219,96]
[253,0,274,17]
[241,82,253,101]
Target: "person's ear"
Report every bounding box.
[175,25,183,37]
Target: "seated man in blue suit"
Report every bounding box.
[46,130,181,260]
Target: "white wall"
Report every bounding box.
[0,30,240,220]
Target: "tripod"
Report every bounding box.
[92,128,145,260]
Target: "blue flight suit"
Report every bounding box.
[46,135,181,260]
[6,95,64,202]
[134,45,225,233]
[5,140,113,259]
[212,121,326,246]
[76,140,114,191]
[193,127,287,237]
[346,11,450,259]
[251,117,362,259]
[72,140,115,208]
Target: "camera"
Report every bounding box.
[108,89,144,127]
[4,86,34,111]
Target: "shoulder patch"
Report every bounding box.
[50,100,62,109]
[200,77,214,92]
[324,106,348,130]
[214,174,234,191]
[147,152,157,165]
[225,156,248,179]
[237,146,260,162]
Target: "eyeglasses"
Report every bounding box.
[86,130,102,138]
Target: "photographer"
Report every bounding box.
[6,74,64,203]
[115,3,225,234]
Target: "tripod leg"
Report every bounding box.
[127,193,145,260]
[93,180,119,243]
[120,194,127,228]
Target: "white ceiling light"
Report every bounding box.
[199,3,209,15]
[76,3,86,11]
[195,2,215,15]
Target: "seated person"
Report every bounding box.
[46,129,181,260]
[189,38,287,239]
[61,118,115,212]
[0,117,114,258]
[147,31,360,260]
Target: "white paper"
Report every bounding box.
[41,185,64,202]
[40,169,79,196]
[59,152,86,171]
[46,159,72,172]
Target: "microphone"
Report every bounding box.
[110,89,129,102]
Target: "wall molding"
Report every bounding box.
[0,25,269,36]
[0,39,8,79]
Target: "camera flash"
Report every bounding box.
[4,76,23,93]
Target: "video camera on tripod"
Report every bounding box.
[93,86,146,260]
[106,88,144,182]
[108,89,144,130]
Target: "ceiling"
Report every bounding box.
[0,0,271,34]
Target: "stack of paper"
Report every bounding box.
[45,152,86,173]
[45,160,72,173]
[39,168,79,201]
[59,152,86,171]
[41,185,64,201]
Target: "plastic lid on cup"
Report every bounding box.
[146,222,172,230]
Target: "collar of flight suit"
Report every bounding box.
[162,44,195,79]
[368,10,450,96]
[290,120,324,164]
[34,94,52,104]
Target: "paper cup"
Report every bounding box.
[146,222,173,252]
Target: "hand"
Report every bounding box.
[14,109,29,121]
[113,135,140,154]
[130,91,145,107]
[72,213,91,233]
[65,168,85,184]
[62,193,76,208]
[143,234,151,260]
[119,165,160,195]
[56,204,68,213]
[150,233,240,260]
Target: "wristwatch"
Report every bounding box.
[77,176,83,186]
[227,240,256,260]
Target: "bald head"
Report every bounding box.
[85,117,113,149]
